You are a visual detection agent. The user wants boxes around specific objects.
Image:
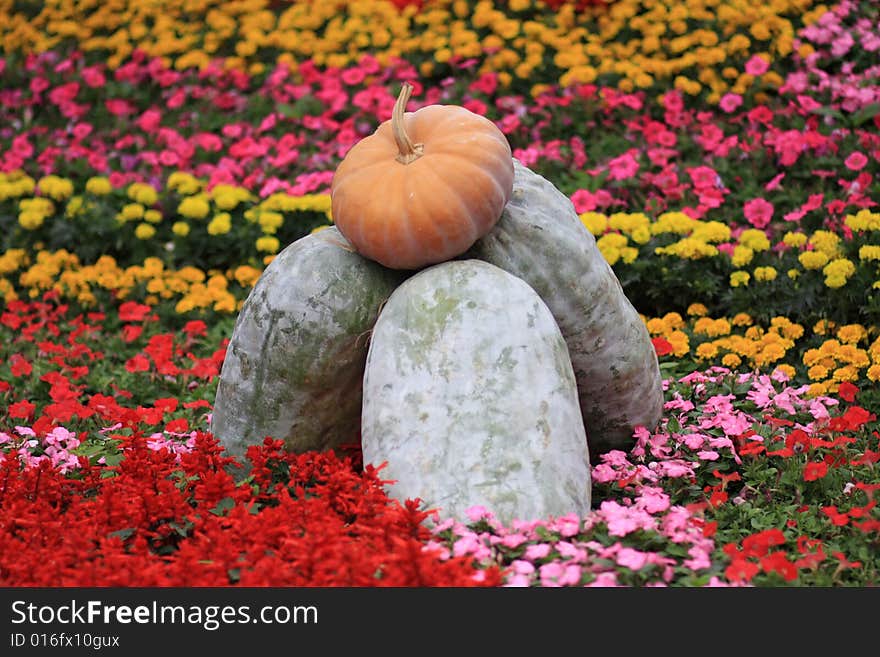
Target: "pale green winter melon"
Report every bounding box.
[361,259,592,524]
[466,159,663,459]
[211,227,406,461]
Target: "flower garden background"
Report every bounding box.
[1,0,879,586]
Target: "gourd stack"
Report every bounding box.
[212,83,663,525]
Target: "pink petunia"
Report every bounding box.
[616,547,650,570]
[743,198,774,228]
[845,151,868,171]
[744,55,770,76]
[719,93,743,113]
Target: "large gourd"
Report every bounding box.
[361,259,592,524]
[211,227,406,461]
[466,160,663,459]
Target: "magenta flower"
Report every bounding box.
[743,198,774,228]
[745,55,770,76]
[719,93,743,113]
[845,151,868,171]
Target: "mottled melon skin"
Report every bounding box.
[361,259,592,525]
[211,227,407,461]
[466,160,664,459]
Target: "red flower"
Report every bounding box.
[125,354,151,373]
[118,301,153,323]
[183,320,208,337]
[9,354,32,377]
[121,324,143,343]
[760,551,798,582]
[837,381,858,403]
[821,506,849,526]
[725,558,759,583]
[651,336,674,357]
[8,399,36,419]
[803,461,828,482]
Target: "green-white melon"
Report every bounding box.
[211,227,406,461]
[466,159,663,459]
[361,259,592,524]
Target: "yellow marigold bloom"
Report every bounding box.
[144,209,162,224]
[721,353,741,368]
[798,250,829,270]
[86,176,112,195]
[753,266,777,282]
[695,341,719,360]
[806,382,828,397]
[867,364,880,382]
[652,211,696,235]
[787,269,799,280]
[655,238,718,259]
[731,245,754,267]
[207,213,232,236]
[667,329,690,357]
[168,172,202,195]
[121,203,145,221]
[38,175,75,201]
[730,270,750,287]
[809,230,840,257]
[738,229,771,252]
[823,258,855,288]
[172,221,190,237]
[18,211,45,230]
[774,364,797,380]
[135,223,156,240]
[690,221,731,243]
[745,326,764,340]
[813,319,836,335]
[630,226,651,245]
[645,317,667,335]
[687,303,708,317]
[662,312,685,330]
[837,324,868,344]
[178,196,210,220]
[609,212,651,235]
[128,182,158,206]
[859,245,880,262]
[832,365,860,382]
[232,265,261,288]
[258,211,284,234]
[731,312,753,327]
[256,236,280,253]
[782,231,807,248]
[844,209,880,232]
[580,212,608,237]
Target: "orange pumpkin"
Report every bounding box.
[330,82,514,270]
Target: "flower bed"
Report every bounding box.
[1,0,879,586]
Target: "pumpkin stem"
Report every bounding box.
[393,82,424,165]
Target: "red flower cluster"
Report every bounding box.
[0,435,501,586]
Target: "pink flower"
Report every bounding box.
[586,572,619,587]
[524,543,552,561]
[616,547,649,570]
[719,93,742,113]
[744,55,770,76]
[744,198,774,228]
[845,151,868,171]
[607,150,640,181]
[504,574,532,587]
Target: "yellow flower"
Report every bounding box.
[256,236,280,253]
[753,266,777,282]
[845,209,880,232]
[721,353,741,368]
[695,341,719,360]
[178,196,211,220]
[798,250,829,270]
[730,270,750,287]
[144,209,163,224]
[85,177,112,195]
[731,245,754,267]
[580,212,609,236]
[809,230,840,257]
[687,303,708,317]
[731,313,753,327]
[121,203,145,221]
[172,221,190,237]
[837,324,868,345]
[127,182,158,206]
[782,231,807,247]
[859,245,880,262]
[207,213,232,236]
[135,223,156,240]
[822,258,855,288]
[738,229,770,252]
